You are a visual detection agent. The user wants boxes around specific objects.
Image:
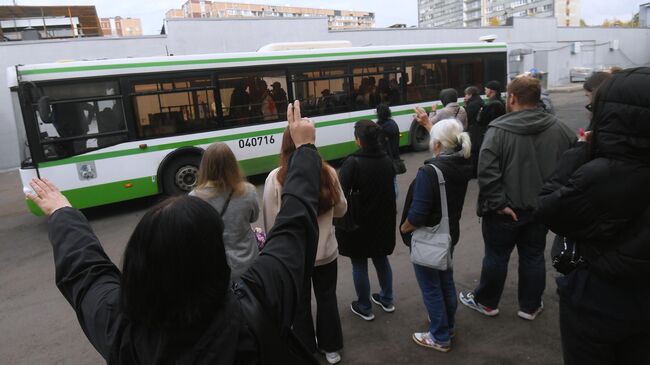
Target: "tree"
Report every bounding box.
[602,19,612,27]
[489,16,501,26]
[579,19,588,27]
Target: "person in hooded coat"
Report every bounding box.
[458,76,576,320]
[430,88,468,130]
[536,67,650,365]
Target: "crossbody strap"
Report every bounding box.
[220,190,234,216]
[426,164,449,221]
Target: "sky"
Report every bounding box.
[1,0,646,35]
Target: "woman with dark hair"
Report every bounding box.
[376,103,400,161]
[263,128,347,364]
[26,101,323,364]
[336,120,397,321]
[537,67,650,365]
[430,88,468,130]
[464,86,484,178]
[190,142,259,280]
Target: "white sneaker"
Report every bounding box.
[324,351,341,364]
[517,302,544,321]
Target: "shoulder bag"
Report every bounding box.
[334,156,361,232]
[410,164,453,270]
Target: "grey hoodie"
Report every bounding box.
[477,108,576,216]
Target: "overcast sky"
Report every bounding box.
[1,0,646,34]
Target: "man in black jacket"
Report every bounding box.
[27,101,321,364]
[536,67,650,365]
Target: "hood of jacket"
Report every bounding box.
[489,108,558,136]
[591,67,650,164]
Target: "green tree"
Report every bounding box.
[580,19,588,27]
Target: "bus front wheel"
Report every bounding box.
[162,155,201,195]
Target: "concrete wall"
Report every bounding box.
[0,17,648,169]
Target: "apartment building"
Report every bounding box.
[419,0,580,28]
[166,1,374,30]
[100,17,143,37]
[418,0,464,27]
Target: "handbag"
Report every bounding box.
[334,157,360,232]
[551,235,584,275]
[410,164,453,270]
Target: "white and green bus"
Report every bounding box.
[8,42,506,214]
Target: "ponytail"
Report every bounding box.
[429,118,472,159]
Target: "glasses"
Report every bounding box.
[585,103,593,112]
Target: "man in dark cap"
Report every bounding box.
[459,76,576,321]
[470,80,506,176]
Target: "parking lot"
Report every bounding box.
[0,91,589,364]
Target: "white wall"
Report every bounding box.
[0,17,648,169]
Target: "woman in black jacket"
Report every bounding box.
[26,102,322,365]
[536,68,650,365]
[336,119,397,321]
[400,118,473,352]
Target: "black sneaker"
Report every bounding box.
[371,293,395,313]
[350,301,375,321]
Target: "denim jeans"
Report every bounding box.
[474,210,548,312]
[413,264,456,344]
[350,256,393,312]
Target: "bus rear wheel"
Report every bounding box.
[410,123,430,152]
[162,155,201,195]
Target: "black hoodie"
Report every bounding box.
[536,68,650,318]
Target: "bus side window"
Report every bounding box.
[404,59,449,104]
[351,62,402,109]
[289,66,350,118]
[218,70,288,126]
[132,77,218,137]
[448,56,485,96]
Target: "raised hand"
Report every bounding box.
[287,100,316,148]
[414,106,433,132]
[26,178,71,216]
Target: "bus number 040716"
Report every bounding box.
[238,135,276,149]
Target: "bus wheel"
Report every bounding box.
[410,123,430,152]
[162,155,201,195]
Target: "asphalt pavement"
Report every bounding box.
[0,91,590,364]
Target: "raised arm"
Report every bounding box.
[242,101,321,330]
[27,179,121,360]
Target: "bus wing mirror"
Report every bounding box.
[38,96,52,123]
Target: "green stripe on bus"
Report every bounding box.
[37,107,432,168]
[26,176,159,216]
[28,140,363,214]
[18,45,506,76]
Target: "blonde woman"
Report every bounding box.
[400,117,472,353]
[190,142,260,280]
[263,128,347,364]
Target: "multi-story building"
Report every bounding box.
[418,0,464,27]
[100,17,143,37]
[419,0,580,28]
[166,1,374,30]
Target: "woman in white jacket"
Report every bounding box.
[263,128,347,364]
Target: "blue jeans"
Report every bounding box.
[350,256,393,312]
[413,264,456,344]
[474,211,548,312]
